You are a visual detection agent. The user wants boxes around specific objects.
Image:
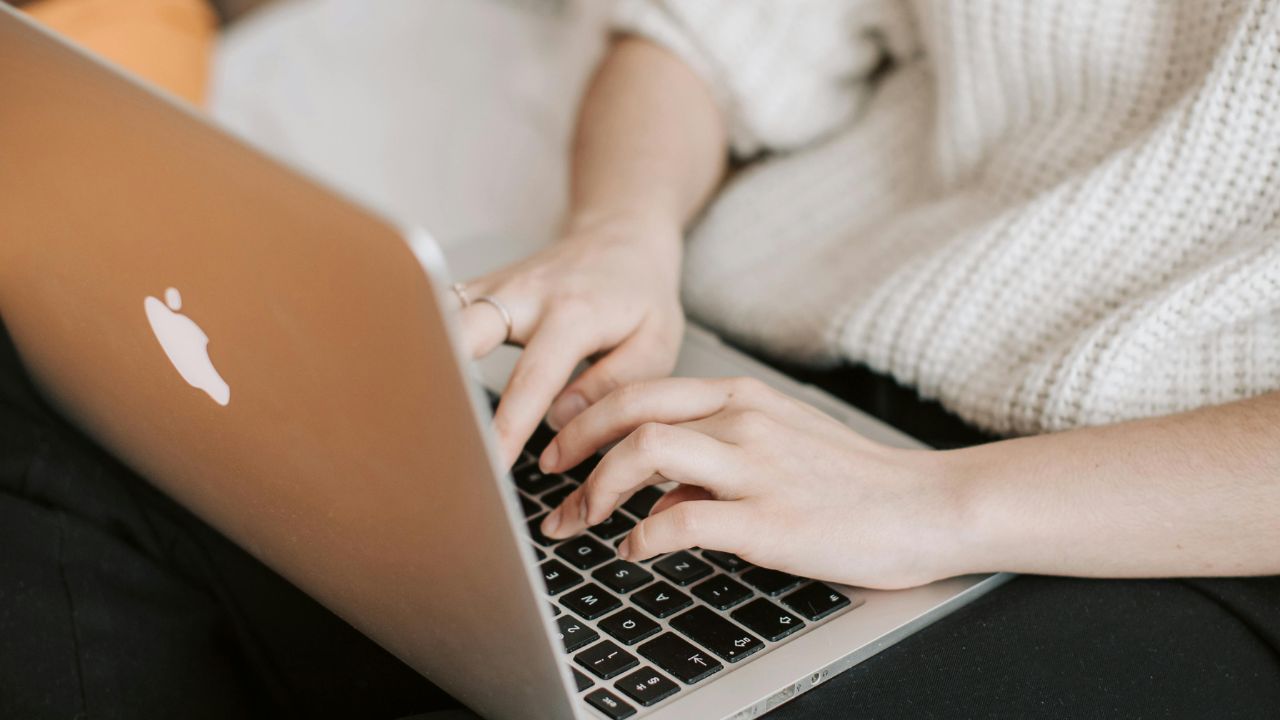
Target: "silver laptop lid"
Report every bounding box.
[0,8,573,718]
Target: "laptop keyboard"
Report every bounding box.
[503,402,859,718]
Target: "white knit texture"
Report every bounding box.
[614,0,1280,436]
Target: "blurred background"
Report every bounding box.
[15,0,607,279]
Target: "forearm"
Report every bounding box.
[951,392,1280,578]
[565,36,727,241]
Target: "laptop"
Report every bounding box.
[0,7,1008,719]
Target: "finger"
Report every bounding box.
[542,376,783,472]
[543,422,741,539]
[546,326,678,430]
[618,500,743,562]
[460,301,510,358]
[648,484,713,516]
[493,313,596,466]
[454,272,547,358]
[539,416,722,538]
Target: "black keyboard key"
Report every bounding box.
[782,582,852,621]
[575,640,638,680]
[637,633,723,685]
[741,567,802,596]
[555,535,614,570]
[584,688,635,719]
[669,606,764,664]
[702,550,750,573]
[592,560,654,595]
[557,614,599,653]
[632,581,693,619]
[541,484,574,510]
[527,423,558,455]
[589,512,637,540]
[520,494,540,518]
[527,515,556,547]
[551,603,561,615]
[653,551,712,586]
[691,575,752,610]
[564,455,598,483]
[532,545,546,561]
[598,607,660,645]
[540,560,583,596]
[621,486,664,519]
[572,667,594,692]
[614,667,679,707]
[560,583,621,620]
[730,598,806,642]
[514,465,564,495]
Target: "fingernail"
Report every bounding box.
[542,507,562,537]
[547,392,588,431]
[617,537,632,561]
[539,440,560,472]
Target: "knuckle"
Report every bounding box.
[585,456,617,495]
[667,503,701,542]
[630,422,668,455]
[584,362,624,399]
[731,409,773,437]
[613,379,650,404]
[548,289,592,317]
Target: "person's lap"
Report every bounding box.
[2,316,1278,719]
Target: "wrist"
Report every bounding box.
[563,205,682,245]
[919,444,1010,580]
[934,439,1039,579]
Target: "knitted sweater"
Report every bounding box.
[613,0,1280,437]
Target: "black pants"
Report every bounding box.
[2,320,1278,720]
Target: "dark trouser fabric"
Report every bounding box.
[1,318,1278,719]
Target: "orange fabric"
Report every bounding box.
[25,0,217,106]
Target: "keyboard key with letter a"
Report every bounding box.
[632,581,692,619]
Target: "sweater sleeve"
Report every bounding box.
[611,0,918,157]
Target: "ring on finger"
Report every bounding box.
[474,295,514,344]
[451,282,472,308]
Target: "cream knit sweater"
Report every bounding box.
[614,0,1280,437]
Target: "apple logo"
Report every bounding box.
[144,287,230,406]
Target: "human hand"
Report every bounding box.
[537,377,972,590]
[457,215,685,467]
